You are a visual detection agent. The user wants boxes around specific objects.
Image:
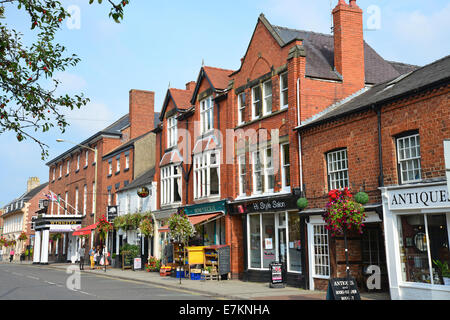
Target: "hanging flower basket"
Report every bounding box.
[139,214,154,237]
[168,210,195,243]
[18,232,28,241]
[324,188,367,237]
[96,215,113,241]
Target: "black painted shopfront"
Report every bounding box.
[230,194,308,289]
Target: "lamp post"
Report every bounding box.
[56,139,99,257]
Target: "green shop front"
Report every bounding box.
[230,194,307,288]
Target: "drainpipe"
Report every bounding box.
[297,77,304,193]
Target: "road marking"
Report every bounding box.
[27,276,39,280]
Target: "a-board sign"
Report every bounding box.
[122,253,133,270]
[270,262,285,288]
[133,257,142,271]
[326,277,361,300]
[217,246,231,276]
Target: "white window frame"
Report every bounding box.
[262,80,273,116]
[83,185,87,215]
[167,116,178,148]
[65,191,68,214]
[281,143,291,191]
[263,147,274,193]
[160,164,182,206]
[200,96,214,134]
[252,151,263,194]
[237,92,246,125]
[108,161,112,175]
[193,150,220,200]
[59,164,62,178]
[125,154,130,170]
[66,159,70,175]
[76,154,80,171]
[107,190,112,206]
[52,167,56,181]
[280,72,288,109]
[57,194,61,215]
[238,154,246,196]
[309,223,330,279]
[397,133,421,184]
[327,149,349,190]
[116,157,120,173]
[75,188,79,214]
[85,150,89,167]
[252,85,262,120]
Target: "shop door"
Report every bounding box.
[278,228,287,265]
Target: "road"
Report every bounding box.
[0,263,219,300]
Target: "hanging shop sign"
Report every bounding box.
[326,277,361,300]
[386,183,450,211]
[137,187,150,198]
[107,206,118,222]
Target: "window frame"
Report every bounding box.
[281,143,291,191]
[200,96,214,134]
[280,72,288,109]
[238,92,246,125]
[326,148,349,191]
[396,132,421,184]
[262,79,273,116]
[193,150,221,200]
[311,224,331,278]
[160,164,182,206]
[167,116,178,148]
[238,154,246,196]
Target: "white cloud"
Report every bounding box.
[62,101,116,135]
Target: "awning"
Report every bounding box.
[72,223,98,236]
[158,212,223,233]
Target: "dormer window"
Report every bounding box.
[200,96,214,134]
[167,116,178,148]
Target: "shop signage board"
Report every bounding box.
[387,183,450,210]
[233,195,297,215]
[269,262,285,288]
[182,200,227,216]
[326,277,361,300]
[107,206,118,222]
[217,246,231,276]
[133,257,142,271]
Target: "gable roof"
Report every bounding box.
[297,55,450,130]
[232,14,419,84]
[159,87,194,121]
[190,66,234,104]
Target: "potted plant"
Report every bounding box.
[433,260,450,285]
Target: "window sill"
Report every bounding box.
[124,168,129,172]
[75,169,79,173]
[107,174,112,178]
[83,166,88,170]
[236,190,291,201]
[193,195,221,203]
[58,177,62,180]
[65,174,69,177]
[398,281,450,292]
[312,275,330,280]
[115,171,120,175]
[235,108,288,130]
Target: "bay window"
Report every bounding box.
[194,150,220,199]
[200,96,214,134]
[161,164,182,205]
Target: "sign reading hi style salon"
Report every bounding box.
[387,183,450,210]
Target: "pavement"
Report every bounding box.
[3,260,391,300]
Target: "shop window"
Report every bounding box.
[326,148,349,190]
[313,224,330,277]
[361,226,386,270]
[262,214,276,268]
[398,213,450,285]
[396,133,421,184]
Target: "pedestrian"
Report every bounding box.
[78,245,85,270]
[96,246,101,267]
[9,249,14,263]
[89,247,95,269]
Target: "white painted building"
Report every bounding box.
[380,181,450,300]
[115,168,158,258]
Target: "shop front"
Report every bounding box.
[381,181,450,300]
[231,194,306,288]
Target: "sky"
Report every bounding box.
[0,0,449,206]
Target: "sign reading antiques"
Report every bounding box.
[387,183,450,210]
[326,277,361,300]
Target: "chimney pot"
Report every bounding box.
[27,177,40,192]
[185,81,196,91]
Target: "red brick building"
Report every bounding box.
[39,89,155,263]
[296,55,449,295]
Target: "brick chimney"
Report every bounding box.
[185,81,196,91]
[27,177,40,193]
[129,89,155,140]
[332,0,365,93]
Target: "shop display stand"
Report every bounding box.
[173,242,187,278]
[202,247,220,281]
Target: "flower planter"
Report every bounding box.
[444,277,450,286]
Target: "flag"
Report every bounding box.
[46,191,58,202]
